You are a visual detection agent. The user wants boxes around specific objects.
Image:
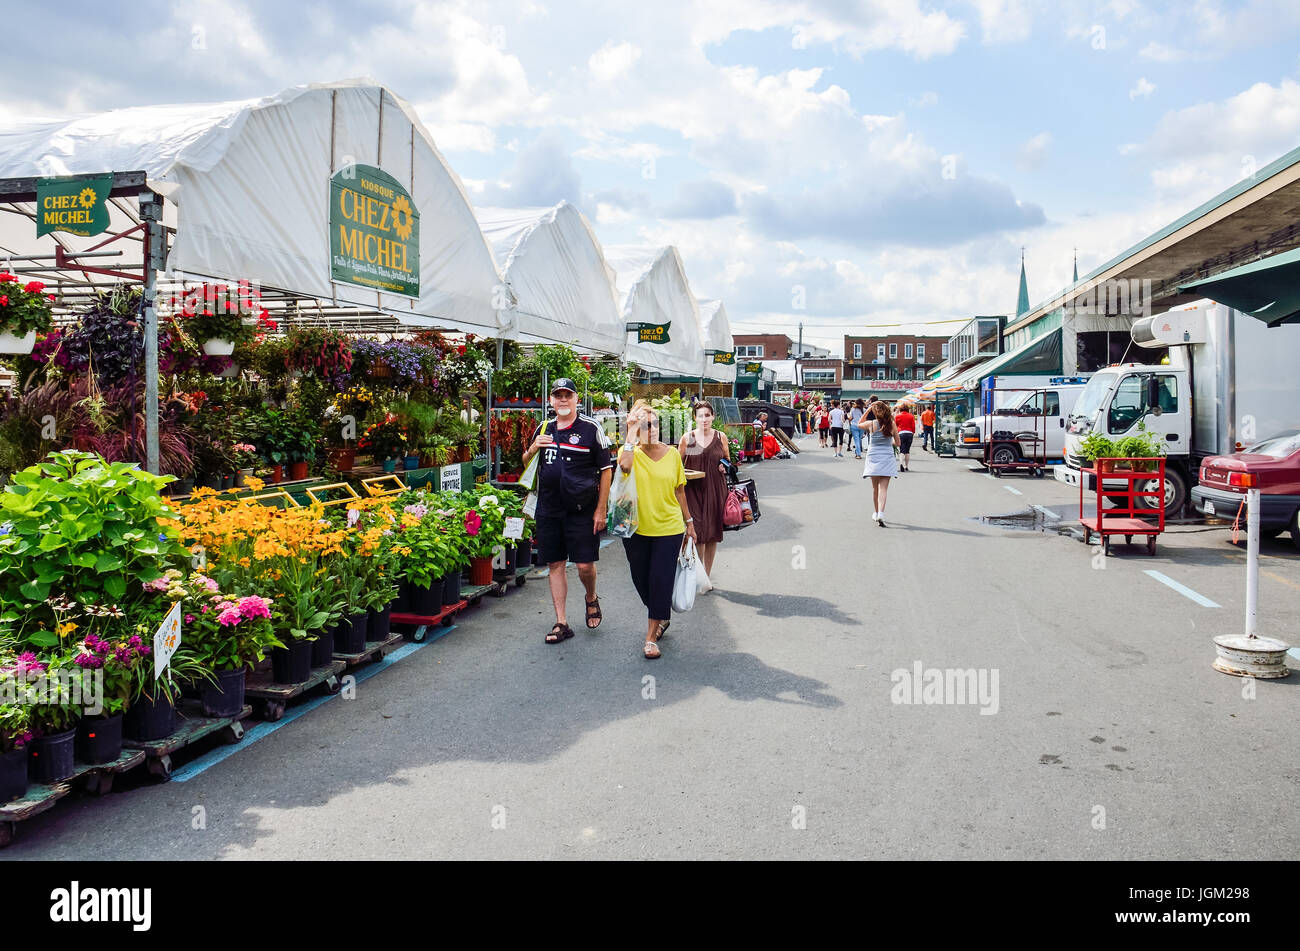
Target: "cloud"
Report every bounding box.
[662,180,739,219]
[478,130,584,209]
[588,41,642,82]
[1017,132,1052,170]
[1138,40,1185,62]
[1129,77,1156,100]
[967,0,1033,43]
[909,91,939,108]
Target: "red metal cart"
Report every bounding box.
[984,387,1048,478]
[1078,458,1166,556]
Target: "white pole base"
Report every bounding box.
[1212,634,1292,679]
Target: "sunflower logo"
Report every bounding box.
[391,194,414,241]
[78,186,98,209]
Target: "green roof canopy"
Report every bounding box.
[1179,247,1300,326]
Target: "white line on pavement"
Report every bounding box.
[1032,505,1060,520]
[1143,570,1221,608]
[1004,486,1023,495]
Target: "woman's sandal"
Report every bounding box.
[546,622,574,645]
[585,597,602,629]
[643,640,661,659]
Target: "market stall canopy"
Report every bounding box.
[951,327,1063,386]
[696,298,736,382]
[0,79,505,335]
[1178,247,1300,326]
[604,245,706,377]
[474,202,624,354]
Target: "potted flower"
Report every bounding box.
[25,650,86,784]
[0,272,55,354]
[1116,424,1166,472]
[71,625,152,764]
[1077,432,1119,473]
[463,493,509,585]
[179,284,253,356]
[232,443,258,487]
[0,668,35,802]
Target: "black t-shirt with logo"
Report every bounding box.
[531,414,613,516]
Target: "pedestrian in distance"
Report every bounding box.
[619,400,696,659]
[921,404,936,452]
[861,400,900,526]
[829,400,846,456]
[679,400,729,587]
[848,398,865,459]
[895,403,917,472]
[521,378,613,645]
[816,402,830,446]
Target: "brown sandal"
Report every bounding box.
[546,622,574,644]
[585,597,602,629]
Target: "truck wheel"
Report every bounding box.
[1137,468,1187,518]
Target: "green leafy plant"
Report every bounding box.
[1077,431,1118,462]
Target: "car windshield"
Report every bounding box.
[1070,374,1112,422]
[1245,431,1300,458]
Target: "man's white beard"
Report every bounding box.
[555,406,573,417]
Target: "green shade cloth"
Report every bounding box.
[1179,248,1300,327]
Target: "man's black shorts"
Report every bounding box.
[536,511,600,565]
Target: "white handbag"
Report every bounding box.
[672,537,700,613]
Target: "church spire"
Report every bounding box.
[1016,247,1030,317]
[1073,247,1078,284]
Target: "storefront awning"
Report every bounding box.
[955,327,1062,384]
[1178,247,1300,326]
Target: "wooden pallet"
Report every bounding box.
[390,599,468,643]
[0,747,148,848]
[245,660,347,721]
[332,631,406,668]
[123,703,251,781]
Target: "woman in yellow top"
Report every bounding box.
[618,400,696,659]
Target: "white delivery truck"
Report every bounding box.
[956,377,1090,465]
[1056,302,1300,515]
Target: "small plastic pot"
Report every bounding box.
[76,714,125,765]
[201,668,246,718]
[271,639,313,685]
[125,693,176,741]
[29,728,77,784]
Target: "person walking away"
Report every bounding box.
[848,399,865,459]
[521,378,613,644]
[895,403,916,472]
[828,400,846,456]
[679,400,729,588]
[816,403,830,447]
[861,400,900,526]
[619,401,696,659]
[921,405,936,451]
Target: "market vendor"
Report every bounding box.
[521,378,613,645]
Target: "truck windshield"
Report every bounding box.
[1070,374,1112,423]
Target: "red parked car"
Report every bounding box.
[1192,431,1300,548]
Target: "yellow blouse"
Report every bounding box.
[631,446,687,536]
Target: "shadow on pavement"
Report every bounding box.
[713,589,858,626]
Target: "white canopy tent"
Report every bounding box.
[0,78,505,334]
[474,201,625,355]
[696,297,736,383]
[604,245,706,378]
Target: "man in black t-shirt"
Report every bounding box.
[522,378,613,645]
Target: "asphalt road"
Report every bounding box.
[7,437,1299,860]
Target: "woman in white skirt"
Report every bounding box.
[861,401,900,526]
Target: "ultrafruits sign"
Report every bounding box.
[36,174,112,237]
[330,164,420,298]
[626,321,671,344]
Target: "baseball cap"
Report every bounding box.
[551,378,578,394]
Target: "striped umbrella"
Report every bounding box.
[915,379,967,400]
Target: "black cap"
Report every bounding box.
[551,378,578,394]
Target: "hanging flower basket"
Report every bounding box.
[0,329,36,354]
[202,338,236,356]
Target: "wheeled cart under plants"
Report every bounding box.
[124,702,251,782]
[390,599,468,643]
[1078,459,1166,557]
[0,749,148,848]
[333,631,406,668]
[245,660,346,721]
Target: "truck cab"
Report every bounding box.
[957,380,1087,464]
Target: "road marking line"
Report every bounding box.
[1004,486,1023,495]
[1032,505,1060,520]
[172,628,454,782]
[1142,570,1220,608]
[1262,569,1300,592]
[983,473,995,480]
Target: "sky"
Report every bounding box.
[6,0,1300,353]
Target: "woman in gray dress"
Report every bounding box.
[860,400,899,526]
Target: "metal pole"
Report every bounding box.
[140,191,164,475]
[1246,487,1260,638]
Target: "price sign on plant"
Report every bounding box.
[440,464,462,492]
[154,601,183,681]
[503,517,525,540]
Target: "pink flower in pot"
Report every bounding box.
[464,510,481,536]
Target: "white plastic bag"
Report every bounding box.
[673,537,699,612]
[607,466,638,538]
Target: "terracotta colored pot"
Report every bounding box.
[289,461,309,480]
[469,557,494,586]
[328,448,356,472]
[270,465,284,484]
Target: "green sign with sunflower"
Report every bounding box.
[330,164,420,298]
[36,174,113,238]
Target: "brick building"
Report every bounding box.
[842,332,949,383]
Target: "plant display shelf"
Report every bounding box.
[123,703,251,782]
[390,599,468,643]
[459,580,505,604]
[1078,459,1166,557]
[332,631,406,668]
[245,660,347,721]
[0,748,148,849]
